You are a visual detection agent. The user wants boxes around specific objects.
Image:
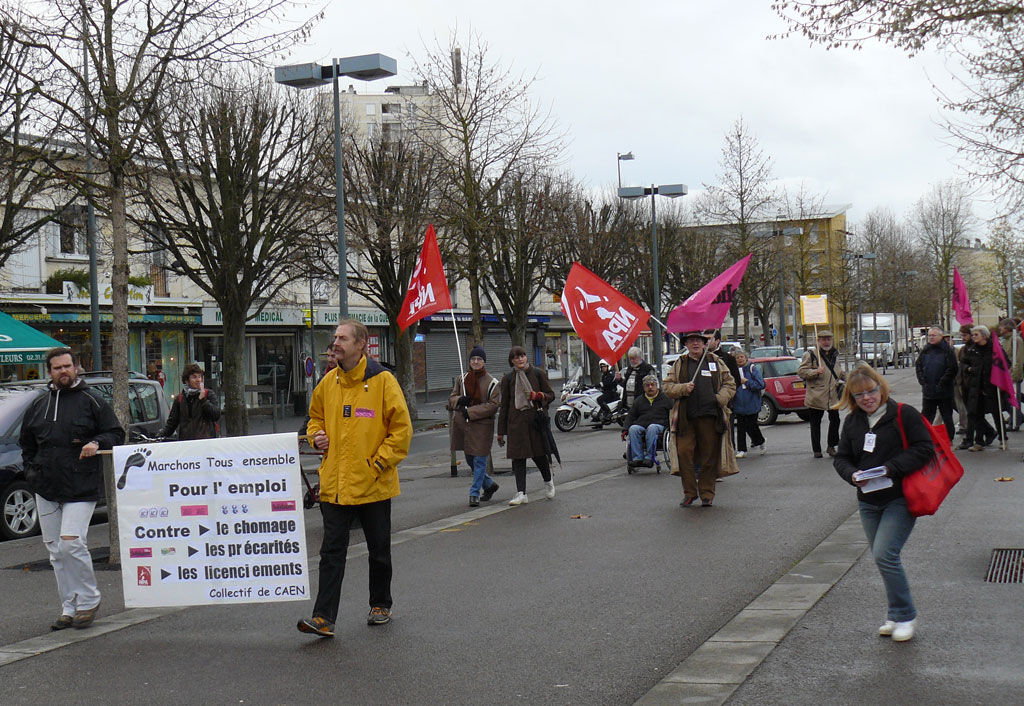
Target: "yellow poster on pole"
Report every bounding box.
[800,295,829,326]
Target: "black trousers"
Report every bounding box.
[312,499,392,623]
[511,457,551,493]
[921,397,955,440]
[965,409,999,445]
[807,408,840,453]
[735,413,765,452]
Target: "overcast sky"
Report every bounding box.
[282,0,997,232]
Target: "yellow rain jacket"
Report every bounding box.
[307,356,412,506]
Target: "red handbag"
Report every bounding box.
[895,403,964,517]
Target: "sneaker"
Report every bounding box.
[878,620,896,637]
[544,480,555,500]
[826,446,836,457]
[982,431,998,447]
[735,451,747,458]
[891,618,916,642]
[51,615,73,631]
[701,499,713,507]
[509,492,528,506]
[956,441,972,450]
[481,483,499,502]
[813,451,823,458]
[367,607,392,626]
[758,443,767,456]
[71,603,100,629]
[297,616,335,637]
[969,444,984,452]
[680,497,696,507]
[469,496,479,507]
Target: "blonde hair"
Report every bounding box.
[833,363,890,411]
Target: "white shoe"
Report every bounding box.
[544,480,555,499]
[891,618,916,642]
[878,620,895,637]
[757,444,767,456]
[735,451,747,458]
[508,492,528,506]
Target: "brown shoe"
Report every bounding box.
[51,615,73,631]
[72,603,100,629]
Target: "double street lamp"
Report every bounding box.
[616,151,634,188]
[275,53,398,319]
[617,182,688,375]
[756,215,803,352]
[842,249,877,360]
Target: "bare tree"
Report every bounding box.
[856,207,918,313]
[134,71,332,435]
[772,1,1024,211]
[338,135,439,419]
[696,118,779,343]
[912,180,976,328]
[0,16,71,270]
[0,0,320,432]
[481,170,565,346]
[409,31,563,343]
[985,216,1024,317]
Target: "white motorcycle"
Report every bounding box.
[555,371,626,432]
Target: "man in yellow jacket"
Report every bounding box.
[297,320,412,638]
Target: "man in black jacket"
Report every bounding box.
[623,375,673,468]
[595,360,619,424]
[160,363,221,440]
[915,327,958,440]
[616,347,655,411]
[19,348,123,630]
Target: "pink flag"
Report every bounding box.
[666,255,751,333]
[952,267,974,326]
[990,339,1020,410]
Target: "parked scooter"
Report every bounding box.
[555,369,626,432]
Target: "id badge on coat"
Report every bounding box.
[863,432,876,452]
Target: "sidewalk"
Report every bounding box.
[637,383,1024,705]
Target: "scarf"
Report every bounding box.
[514,367,535,411]
[464,368,487,405]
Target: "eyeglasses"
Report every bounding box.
[852,386,880,400]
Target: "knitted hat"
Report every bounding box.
[469,345,486,361]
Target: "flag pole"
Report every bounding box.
[689,343,711,383]
[998,392,1007,451]
[450,310,465,382]
[648,314,681,344]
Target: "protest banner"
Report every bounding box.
[113,433,310,608]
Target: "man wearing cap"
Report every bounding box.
[798,329,846,458]
[662,330,736,507]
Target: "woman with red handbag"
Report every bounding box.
[833,365,934,642]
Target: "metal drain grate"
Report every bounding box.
[985,549,1024,583]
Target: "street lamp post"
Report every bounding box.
[842,250,877,362]
[755,217,802,352]
[898,270,918,367]
[617,182,687,376]
[616,151,634,189]
[275,54,397,319]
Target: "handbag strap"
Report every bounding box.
[894,402,909,449]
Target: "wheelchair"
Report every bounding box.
[622,424,671,474]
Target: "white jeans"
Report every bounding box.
[36,496,101,615]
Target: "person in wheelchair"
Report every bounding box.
[595,360,620,425]
[622,374,673,468]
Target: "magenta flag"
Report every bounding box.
[952,267,974,326]
[667,255,751,333]
[990,339,1020,410]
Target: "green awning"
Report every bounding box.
[0,311,65,364]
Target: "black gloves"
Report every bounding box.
[456,396,470,409]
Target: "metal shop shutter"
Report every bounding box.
[425,329,465,392]
[483,331,514,374]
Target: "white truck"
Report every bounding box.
[857,313,910,367]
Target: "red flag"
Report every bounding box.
[990,338,1020,410]
[666,255,751,333]
[952,267,974,326]
[398,225,452,331]
[560,263,649,363]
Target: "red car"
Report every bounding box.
[750,356,810,425]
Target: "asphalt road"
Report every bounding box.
[2,372,928,705]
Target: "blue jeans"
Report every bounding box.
[628,424,664,462]
[859,497,917,622]
[466,454,496,498]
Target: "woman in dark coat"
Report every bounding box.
[497,345,555,505]
[160,363,220,440]
[833,365,934,643]
[448,346,501,507]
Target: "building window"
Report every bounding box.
[809,224,819,245]
[58,205,88,255]
[381,103,401,115]
[365,104,375,115]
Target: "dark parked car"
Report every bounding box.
[751,356,811,426]
[0,376,170,541]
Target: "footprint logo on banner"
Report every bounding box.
[117,448,152,490]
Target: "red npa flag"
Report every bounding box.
[398,225,452,331]
[560,263,649,363]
